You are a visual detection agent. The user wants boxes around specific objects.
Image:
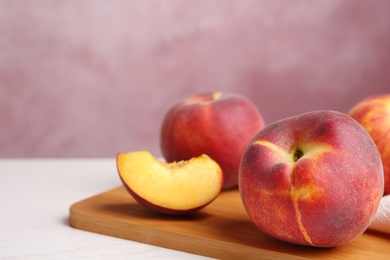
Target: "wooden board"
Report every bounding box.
[69,187,390,259]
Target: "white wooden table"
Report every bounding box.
[0,159,212,259]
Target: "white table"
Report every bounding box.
[0,159,212,259]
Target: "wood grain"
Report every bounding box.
[69,187,390,259]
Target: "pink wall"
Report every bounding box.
[1,0,389,158]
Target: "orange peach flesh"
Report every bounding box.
[117,152,223,211]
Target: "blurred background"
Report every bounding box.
[1,0,389,158]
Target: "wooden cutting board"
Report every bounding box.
[69,186,390,259]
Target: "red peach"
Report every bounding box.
[239,110,384,247]
[160,92,264,190]
[348,94,390,195]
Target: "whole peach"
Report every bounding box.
[160,92,265,190]
[348,94,390,195]
[239,110,384,247]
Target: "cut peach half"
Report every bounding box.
[116,151,223,215]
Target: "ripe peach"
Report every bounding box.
[348,94,390,195]
[116,151,223,215]
[239,110,384,247]
[160,92,265,190]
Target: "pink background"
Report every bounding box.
[1,0,389,158]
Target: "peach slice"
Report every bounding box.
[116,151,223,215]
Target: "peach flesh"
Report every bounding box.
[117,151,223,215]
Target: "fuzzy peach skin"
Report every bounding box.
[239,110,384,247]
[160,92,264,190]
[348,94,390,195]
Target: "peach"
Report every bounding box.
[348,94,390,195]
[239,110,384,247]
[160,92,265,190]
[116,151,223,215]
